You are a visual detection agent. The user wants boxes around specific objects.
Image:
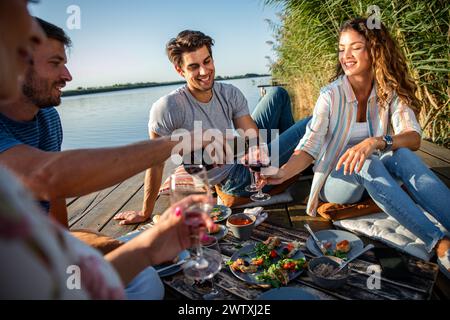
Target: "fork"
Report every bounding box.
[304,223,328,255]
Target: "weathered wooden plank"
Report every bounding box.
[288,205,334,231]
[98,159,179,238]
[70,172,145,231]
[416,149,450,180]
[420,140,450,164]
[99,186,144,238]
[68,184,120,227]
[163,275,239,300]
[66,197,78,206]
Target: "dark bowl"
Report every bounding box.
[308,256,349,289]
[226,213,256,241]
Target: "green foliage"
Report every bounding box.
[264,0,449,147]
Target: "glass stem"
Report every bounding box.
[191,232,204,259]
[255,171,263,196]
[250,169,256,187]
[210,278,217,293]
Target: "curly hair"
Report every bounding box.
[166,30,214,68]
[332,18,420,115]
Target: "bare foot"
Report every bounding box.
[113,210,149,225]
[436,237,450,258]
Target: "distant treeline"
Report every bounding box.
[62,73,270,97]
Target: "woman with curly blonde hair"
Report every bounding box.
[264,18,450,277]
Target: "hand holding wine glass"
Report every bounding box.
[247,142,271,202]
[170,164,223,282]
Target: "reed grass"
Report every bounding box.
[264,0,449,147]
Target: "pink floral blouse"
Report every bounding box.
[0,166,125,299]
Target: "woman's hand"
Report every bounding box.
[137,195,215,266]
[336,137,381,175]
[261,167,287,186]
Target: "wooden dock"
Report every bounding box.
[66,140,450,299]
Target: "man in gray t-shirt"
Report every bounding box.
[149,81,249,185]
[114,30,311,225]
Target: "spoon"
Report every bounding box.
[331,244,375,275]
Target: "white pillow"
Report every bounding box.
[334,210,449,261]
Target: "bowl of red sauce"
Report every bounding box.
[226,213,256,240]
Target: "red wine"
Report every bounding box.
[249,162,270,172]
[184,209,205,228]
[184,165,205,175]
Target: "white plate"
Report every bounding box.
[154,250,190,277]
[208,224,228,241]
[306,229,364,260]
[210,205,232,222]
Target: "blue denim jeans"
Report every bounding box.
[320,147,450,252]
[220,87,312,197]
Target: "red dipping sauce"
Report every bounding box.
[228,216,253,226]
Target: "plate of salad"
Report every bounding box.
[306,229,364,260]
[227,236,307,288]
[210,205,232,222]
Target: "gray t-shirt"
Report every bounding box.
[148,82,250,185]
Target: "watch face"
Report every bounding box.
[383,135,393,151]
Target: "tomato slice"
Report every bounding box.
[270,250,278,258]
[282,262,295,270]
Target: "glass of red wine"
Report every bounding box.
[248,142,271,202]
[170,165,220,278]
[198,235,222,300]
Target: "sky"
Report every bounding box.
[29,0,283,90]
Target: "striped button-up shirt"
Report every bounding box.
[295,75,422,216]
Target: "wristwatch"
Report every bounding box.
[382,135,393,152]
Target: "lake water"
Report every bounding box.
[58,76,271,150]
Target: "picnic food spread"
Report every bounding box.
[210,206,222,221]
[208,223,220,234]
[312,262,347,279]
[323,239,352,259]
[228,216,253,225]
[228,236,306,287]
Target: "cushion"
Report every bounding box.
[159,165,202,195]
[333,210,449,261]
[317,198,382,221]
[71,229,124,255]
[216,174,302,208]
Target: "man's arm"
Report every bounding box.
[233,114,259,136]
[0,136,179,201]
[142,131,165,217]
[114,131,165,225]
[49,198,69,228]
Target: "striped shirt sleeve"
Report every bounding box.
[295,90,331,159]
[390,95,422,136]
[0,130,23,153]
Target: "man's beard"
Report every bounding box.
[22,68,62,108]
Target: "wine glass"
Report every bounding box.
[248,142,271,202]
[170,165,217,276]
[198,235,222,300]
[245,167,259,192]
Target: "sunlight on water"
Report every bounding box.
[58,77,271,150]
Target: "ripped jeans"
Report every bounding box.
[320,147,450,253]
